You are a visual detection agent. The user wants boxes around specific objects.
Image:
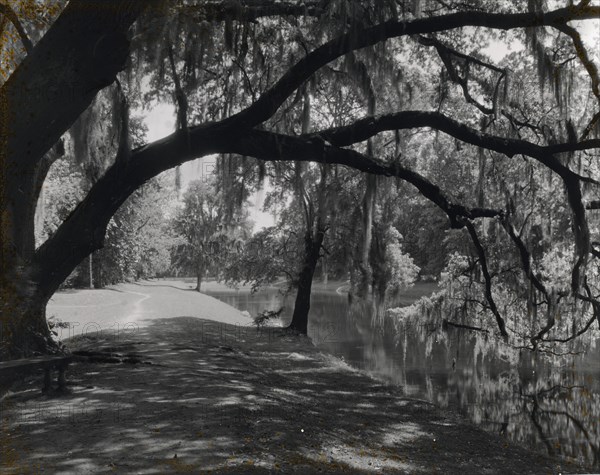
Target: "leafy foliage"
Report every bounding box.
[372,225,420,301]
[171,179,251,289]
[223,225,301,293]
[94,174,178,286]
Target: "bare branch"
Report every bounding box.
[499,215,564,347]
[463,220,508,337]
[417,34,503,115]
[500,217,548,297]
[541,286,599,343]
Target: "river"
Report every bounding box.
[204,282,600,469]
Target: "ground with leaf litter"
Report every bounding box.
[1,310,585,474]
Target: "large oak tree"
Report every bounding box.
[1,0,599,358]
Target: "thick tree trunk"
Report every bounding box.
[1,0,148,266]
[0,276,54,360]
[0,1,151,361]
[0,160,56,360]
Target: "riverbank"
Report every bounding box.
[175,277,439,303]
[175,277,354,295]
[1,286,583,473]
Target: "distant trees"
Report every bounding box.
[396,200,452,279]
[223,225,301,292]
[35,151,84,249]
[38,157,176,289]
[171,179,251,292]
[93,175,176,286]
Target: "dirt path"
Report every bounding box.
[46,281,251,342]
[1,314,585,474]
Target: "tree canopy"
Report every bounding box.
[1,0,600,357]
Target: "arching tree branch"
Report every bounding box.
[33,103,600,303]
[31,122,503,300]
[223,129,503,225]
[222,4,600,129]
[310,110,600,168]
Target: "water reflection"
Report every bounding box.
[205,284,600,468]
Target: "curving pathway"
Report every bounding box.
[47,280,253,343]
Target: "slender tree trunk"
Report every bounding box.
[89,254,94,289]
[196,264,204,292]
[357,69,377,298]
[288,88,318,334]
[358,174,376,297]
[288,233,323,334]
[288,161,328,334]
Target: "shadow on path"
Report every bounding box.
[0,317,581,474]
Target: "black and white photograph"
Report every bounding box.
[1,1,600,473]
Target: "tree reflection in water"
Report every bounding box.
[206,284,600,468]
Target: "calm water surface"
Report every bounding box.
[205,284,600,468]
